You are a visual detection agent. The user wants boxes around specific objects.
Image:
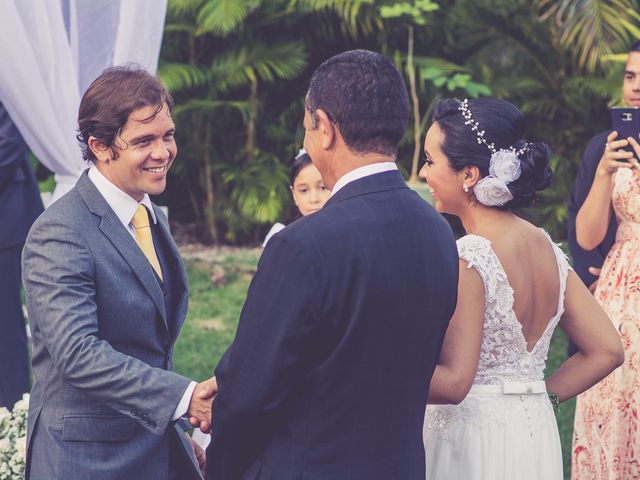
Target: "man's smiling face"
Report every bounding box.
[94,102,177,201]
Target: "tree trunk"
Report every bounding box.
[407,25,421,185]
[245,79,258,165]
[188,34,217,243]
[201,113,217,244]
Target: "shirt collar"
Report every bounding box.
[88,166,157,228]
[330,162,398,197]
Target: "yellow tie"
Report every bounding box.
[131,205,163,280]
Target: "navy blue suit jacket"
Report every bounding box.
[0,103,43,249]
[566,131,617,355]
[206,170,459,480]
[0,102,43,410]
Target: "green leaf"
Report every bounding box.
[602,53,631,63]
[173,99,249,119]
[158,63,209,91]
[164,22,197,34]
[167,0,202,16]
[420,67,444,79]
[196,0,256,36]
[464,82,492,97]
[432,76,447,87]
[212,42,307,91]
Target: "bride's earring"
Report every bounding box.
[463,184,469,193]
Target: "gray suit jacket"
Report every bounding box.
[22,172,193,479]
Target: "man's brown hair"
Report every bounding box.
[77,64,174,162]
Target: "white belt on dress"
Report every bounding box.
[468,381,547,396]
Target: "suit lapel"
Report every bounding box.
[98,213,168,328]
[76,173,168,329]
[152,205,189,335]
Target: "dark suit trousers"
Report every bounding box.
[0,243,30,409]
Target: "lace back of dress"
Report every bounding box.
[457,233,570,385]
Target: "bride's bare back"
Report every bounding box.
[478,216,560,352]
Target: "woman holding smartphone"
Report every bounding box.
[572,125,640,478]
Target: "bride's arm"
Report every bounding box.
[428,259,485,405]
[545,271,624,402]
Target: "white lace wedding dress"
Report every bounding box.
[423,233,568,479]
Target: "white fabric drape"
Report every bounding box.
[0,0,167,204]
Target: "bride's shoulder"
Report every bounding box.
[456,234,492,253]
[456,234,496,266]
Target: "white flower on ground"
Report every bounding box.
[12,394,30,414]
[0,409,10,425]
[14,436,26,462]
[0,439,10,454]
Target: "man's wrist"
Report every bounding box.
[172,381,197,421]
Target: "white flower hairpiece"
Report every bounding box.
[458,99,529,206]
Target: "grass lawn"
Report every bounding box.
[174,249,576,480]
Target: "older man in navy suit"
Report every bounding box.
[205,50,459,480]
[567,40,640,356]
[0,102,43,410]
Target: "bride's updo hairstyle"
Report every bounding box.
[433,97,553,209]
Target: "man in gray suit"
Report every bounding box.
[22,66,213,479]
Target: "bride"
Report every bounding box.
[421,98,624,479]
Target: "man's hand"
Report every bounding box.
[188,377,218,434]
[187,435,206,476]
[588,266,601,294]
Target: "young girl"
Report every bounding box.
[262,149,329,247]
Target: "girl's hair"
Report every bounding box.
[289,150,313,186]
[433,97,553,209]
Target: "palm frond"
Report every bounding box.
[158,62,210,91]
[287,0,379,37]
[196,0,259,36]
[490,76,547,98]
[602,53,632,63]
[520,98,560,118]
[211,42,307,91]
[534,0,640,72]
[173,99,250,120]
[564,76,619,99]
[222,154,289,224]
[163,22,197,34]
[167,0,203,16]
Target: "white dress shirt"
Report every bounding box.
[330,162,398,197]
[88,166,196,421]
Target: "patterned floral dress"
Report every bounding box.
[572,167,640,479]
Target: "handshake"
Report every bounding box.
[187,377,218,433]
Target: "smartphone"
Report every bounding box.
[610,107,640,157]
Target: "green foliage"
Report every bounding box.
[535,0,640,73]
[288,0,379,37]
[196,0,259,35]
[422,68,492,97]
[160,0,640,244]
[222,154,290,224]
[212,42,307,91]
[379,0,438,25]
[158,62,209,91]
